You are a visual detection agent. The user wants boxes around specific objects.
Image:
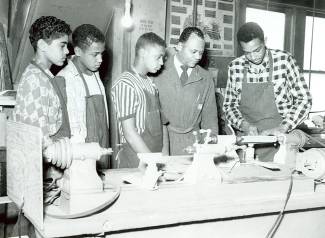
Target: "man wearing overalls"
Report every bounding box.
[111,32,167,168]
[223,22,312,161]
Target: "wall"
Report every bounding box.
[8,0,118,85]
[166,0,240,88]
[0,0,8,29]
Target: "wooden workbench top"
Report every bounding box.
[38,165,325,238]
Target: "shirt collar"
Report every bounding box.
[173,55,193,77]
[244,48,270,74]
[66,55,100,78]
[174,54,183,72]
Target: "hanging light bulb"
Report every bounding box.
[121,0,134,29]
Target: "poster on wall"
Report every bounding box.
[130,0,166,65]
[167,0,235,66]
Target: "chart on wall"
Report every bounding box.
[129,0,166,66]
[167,0,235,64]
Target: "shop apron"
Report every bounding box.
[31,61,71,140]
[239,50,283,162]
[73,61,109,168]
[117,84,163,168]
[31,62,71,199]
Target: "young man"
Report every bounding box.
[57,24,109,168]
[12,15,71,237]
[223,22,312,161]
[111,32,166,168]
[154,27,219,155]
[13,16,71,149]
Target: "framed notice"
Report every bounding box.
[167,0,235,58]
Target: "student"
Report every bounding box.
[111,32,166,168]
[13,16,71,149]
[223,22,312,161]
[153,27,219,155]
[12,15,71,238]
[57,24,109,168]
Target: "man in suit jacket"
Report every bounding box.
[154,27,218,155]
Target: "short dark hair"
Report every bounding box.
[29,16,71,51]
[72,24,105,49]
[135,32,166,57]
[179,27,204,43]
[237,22,264,43]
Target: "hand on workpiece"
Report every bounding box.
[240,121,258,135]
[260,126,287,137]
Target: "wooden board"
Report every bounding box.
[6,120,43,230]
[0,23,12,91]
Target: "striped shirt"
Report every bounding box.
[13,64,62,143]
[111,70,156,143]
[223,48,312,131]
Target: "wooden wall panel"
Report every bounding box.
[6,121,43,230]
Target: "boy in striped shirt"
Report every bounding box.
[111,32,167,168]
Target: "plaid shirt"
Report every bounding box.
[223,48,312,131]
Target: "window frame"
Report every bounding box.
[239,0,293,56]
[303,12,325,114]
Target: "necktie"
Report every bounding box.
[180,65,188,86]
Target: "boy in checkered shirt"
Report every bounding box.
[13,16,71,148]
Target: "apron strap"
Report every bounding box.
[243,49,273,82]
[30,61,69,109]
[30,61,71,139]
[71,59,92,96]
[71,58,104,96]
[31,61,55,83]
[267,50,273,81]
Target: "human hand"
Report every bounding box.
[241,121,258,136]
[260,126,287,137]
[43,136,54,150]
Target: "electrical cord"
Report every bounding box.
[265,128,325,237]
[265,170,295,238]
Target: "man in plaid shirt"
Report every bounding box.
[223,22,312,161]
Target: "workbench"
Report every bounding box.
[35,165,325,238]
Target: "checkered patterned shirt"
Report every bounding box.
[13,64,62,142]
[223,48,312,131]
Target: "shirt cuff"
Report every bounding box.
[118,113,136,121]
[280,121,292,132]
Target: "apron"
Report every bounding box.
[31,61,71,140]
[238,50,283,162]
[116,71,163,168]
[72,60,109,169]
[31,61,71,203]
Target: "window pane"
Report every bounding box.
[304,72,325,112]
[304,16,325,70]
[246,8,285,50]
